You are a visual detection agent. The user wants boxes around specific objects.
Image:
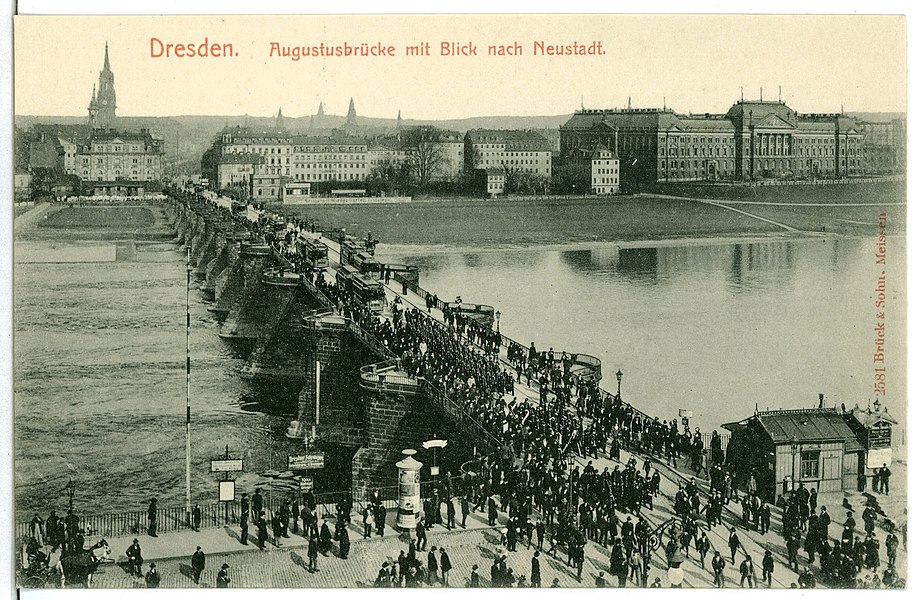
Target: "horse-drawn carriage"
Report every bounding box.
[19,537,112,588]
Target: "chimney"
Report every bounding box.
[818,393,824,409]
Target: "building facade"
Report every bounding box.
[724,407,864,503]
[74,128,164,183]
[464,129,552,178]
[561,99,868,187]
[591,146,620,194]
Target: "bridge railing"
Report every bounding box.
[358,360,425,394]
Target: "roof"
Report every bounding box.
[291,135,367,146]
[731,409,861,445]
[725,100,798,126]
[466,129,552,151]
[218,152,264,165]
[484,167,505,176]
[846,406,898,428]
[562,109,681,132]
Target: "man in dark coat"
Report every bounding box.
[338,526,351,559]
[490,558,501,587]
[427,546,439,585]
[240,503,249,545]
[126,538,143,577]
[147,498,158,537]
[728,527,741,564]
[192,504,202,532]
[440,547,452,586]
[415,519,427,551]
[461,495,470,528]
[191,546,205,584]
[447,498,456,530]
[488,496,499,526]
[319,520,332,555]
[256,514,268,550]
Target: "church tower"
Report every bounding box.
[88,43,117,128]
[344,98,357,133]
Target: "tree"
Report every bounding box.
[402,127,446,189]
[30,167,56,199]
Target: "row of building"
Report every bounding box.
[16,44,905,200]
[200,121,558,200]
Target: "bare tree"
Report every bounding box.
[403,127,446,188]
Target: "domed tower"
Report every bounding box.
[88,43,117,128]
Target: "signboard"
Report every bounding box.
[430,466,440,476]
[218,480,236,502]
[210,459,243,472]
[867,447,893,470]
[299,476,314,492]
[422,439,448,450]
[288,453,325,470]
[869,426,892,449]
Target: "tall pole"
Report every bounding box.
[186,245,192,524]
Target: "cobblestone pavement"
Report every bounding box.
[27,447,906,590]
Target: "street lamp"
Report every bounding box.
[616,369,623,399]
[495,310,501,334]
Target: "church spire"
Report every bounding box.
[317,101,325,117]
[275,107,285,130]
[345,98,357,132]
[103,42,111,71]
[396,109,403,130]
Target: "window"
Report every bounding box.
[801,450,820,479]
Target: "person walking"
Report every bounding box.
[126,538,144,578]
[739,554,757,588]
[461,495,470,528]
[712,551,726,588]
[696,531,710,569]
[728,527,741,564]
[440,547,452,586]
[216,563,230,588]
[147,498,158,537]
[415,518,427,551]
[363,506,373,539]
[762,550,774,587]
[531,551,541,588]
[191,546,205,584]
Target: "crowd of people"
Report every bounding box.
[21,190,899,589]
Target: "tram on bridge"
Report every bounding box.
[297,234,329,270]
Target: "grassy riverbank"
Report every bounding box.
[282,193,903,248]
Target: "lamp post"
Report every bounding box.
[616,369,623,399]
[495,310,501,334]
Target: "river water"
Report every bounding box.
[14,231,906,516]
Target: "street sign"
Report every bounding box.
[422,439,448,450]
[288,453,325,470]
[210,459,243,472]
[299,476,314,492]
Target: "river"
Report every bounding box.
[13,225,905,515]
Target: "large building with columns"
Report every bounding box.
[560,99,866,188]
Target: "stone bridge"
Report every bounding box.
[170,196,604,496]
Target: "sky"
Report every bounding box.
[14,14,908,120]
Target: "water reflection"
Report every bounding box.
[379,236,906,432]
